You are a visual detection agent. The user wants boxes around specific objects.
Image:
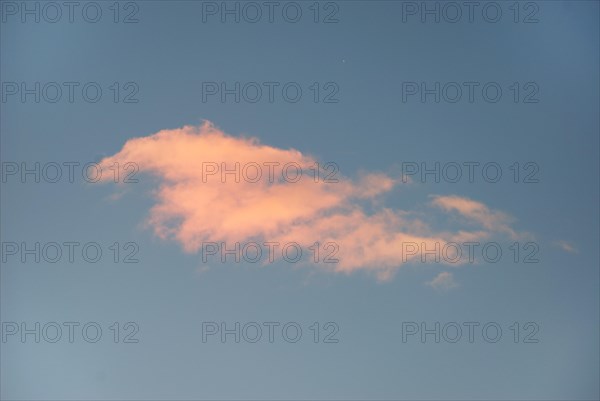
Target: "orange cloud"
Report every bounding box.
[430,195,521,239]
[100,121,524,280]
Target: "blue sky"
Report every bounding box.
[1,1,599,400]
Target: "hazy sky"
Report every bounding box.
[1,1,599,400]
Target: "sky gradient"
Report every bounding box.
[1,1,599,400]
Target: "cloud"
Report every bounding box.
[194,265,211,277]
[430,195,520,239]
[99,121,523,280]
[554,240,578,254]
[426,272,458,291]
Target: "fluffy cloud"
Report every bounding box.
[99,121,523,280]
